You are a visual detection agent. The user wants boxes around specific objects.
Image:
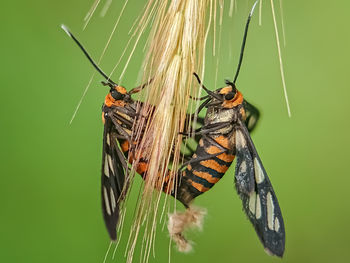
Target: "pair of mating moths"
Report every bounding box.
[62,1,285,257]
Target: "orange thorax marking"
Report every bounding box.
[219,86,233,94]
[104,93,126,108]
[115,86,127,94]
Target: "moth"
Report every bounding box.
[169,1,285,256]
[61,25,201,241]
[62,25,154,240]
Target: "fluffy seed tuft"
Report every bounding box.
[168,206,206,252]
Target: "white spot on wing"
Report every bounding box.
[248,116,256,129]
[240,160,247,173]
[106,133,110,146]
[249,191,256,214]
[235,130,246,149]
[274,217,280,232]
[104,155,110,178]
[107,154,114,175]
[104,187,111,215]
[110,188,116,212]
[256,194,262,219]
[264,247,274,256]
[267,192,275,230]
[254,158,265,184]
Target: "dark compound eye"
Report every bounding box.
[111,89,125,100]
[225,92,235,100]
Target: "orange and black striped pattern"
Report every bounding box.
[174,84,245,206]
[181,136,235,195]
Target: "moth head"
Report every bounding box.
[110,85,127,101]
[101,81,130,104]
[220,80,238,101]
[218,80,243,108]
[103,82,130,107]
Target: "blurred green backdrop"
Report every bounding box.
[1,0,350,262]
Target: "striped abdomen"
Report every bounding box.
[176,135,235,206]
[119,137,177,196]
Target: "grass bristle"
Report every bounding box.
[126,0,210,262]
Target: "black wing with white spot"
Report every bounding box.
[234,120,285,257]
[243,99,260,133]
[101,117,128,241]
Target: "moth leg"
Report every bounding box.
[129,77,154,94]
[118,106,138,118]
[179,149,228,170]
[199,121,232,135]
[110,133,129,172]
[180,121,231,137]
[108,112,132,141]
[115,134,128,140]
[184,114,204,128]
[112,112,134,128]
[202,134,230,152]
[192,72,222,100]
[189,95,210,101]
[194,98,212,116]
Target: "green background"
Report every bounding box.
[2,0,349,262]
